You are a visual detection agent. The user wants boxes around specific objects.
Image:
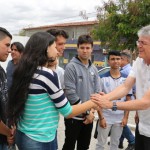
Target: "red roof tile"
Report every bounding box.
[24,20,99,30]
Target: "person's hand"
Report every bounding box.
[83,118,91,125]
[83,111,95,124]
[91,101,100,110]
[10,125,16,136]
[99,118,107,128]
[121,117,128,127]
[91,93,112,109]
[7,125,16,145]
[7,134,14,145]
[99,92,105,96]
[135,112,139,124]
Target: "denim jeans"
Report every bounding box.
[120,125,135,144]
[15,130,56,150]
[0,144,8,150]
[53,131,58,149]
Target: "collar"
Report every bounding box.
[75,55,92,66]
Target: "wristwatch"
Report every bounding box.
[85,110,90,115]
[112,102,117,111]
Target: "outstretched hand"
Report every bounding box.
[91,93,112,109]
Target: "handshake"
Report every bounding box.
[91,92,114,110]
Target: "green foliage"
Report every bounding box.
[93,0,150,51]
[19,29,26,36]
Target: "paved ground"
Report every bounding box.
[57,111,136,150]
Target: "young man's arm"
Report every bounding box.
[121,95,131,126]
[97,109,107,128]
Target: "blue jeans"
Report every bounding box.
[15,130,56,150]
[54,131,58,150]
[0,144,8,150]
[120,125,135,144]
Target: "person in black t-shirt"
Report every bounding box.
[0,27,14,149]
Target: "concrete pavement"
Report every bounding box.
[57,111,136,150]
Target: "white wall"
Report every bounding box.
[0,35,29,71]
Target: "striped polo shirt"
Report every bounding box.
[100,71,132,124]
[17,67,72,142]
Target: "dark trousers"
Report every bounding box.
[135,124,150,150]
[62,118,93,150]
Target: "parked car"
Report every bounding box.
[98,67,110,76]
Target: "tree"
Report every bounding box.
[92,0,150,51]
[18,29,26,36]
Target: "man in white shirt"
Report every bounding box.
[91,25,150,150]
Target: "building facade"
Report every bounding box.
[24,21,108,69]
[24,21,98,39]
[61,39,107,70]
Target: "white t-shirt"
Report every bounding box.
[129,57,150,137]
[56,65,65,89]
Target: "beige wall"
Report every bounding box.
[24,24,97,39]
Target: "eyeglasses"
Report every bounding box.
[136,40,150,46]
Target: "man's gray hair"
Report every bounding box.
[120,52,131,62]
[138,25,150,37]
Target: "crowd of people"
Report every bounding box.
[0,24,150,150]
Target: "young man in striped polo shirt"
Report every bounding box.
[96,51,132,150]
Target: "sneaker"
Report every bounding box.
[125,144,135,150]
[118,141,124,149]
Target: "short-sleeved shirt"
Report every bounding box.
[129,57,150,137]
[55,65,65,89]
[18,67,72,142]
[100,71,132,124]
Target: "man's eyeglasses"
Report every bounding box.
[136,40,150,46]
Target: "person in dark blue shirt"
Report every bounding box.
[6,42,24,89]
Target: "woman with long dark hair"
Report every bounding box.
[8,32,96,150]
